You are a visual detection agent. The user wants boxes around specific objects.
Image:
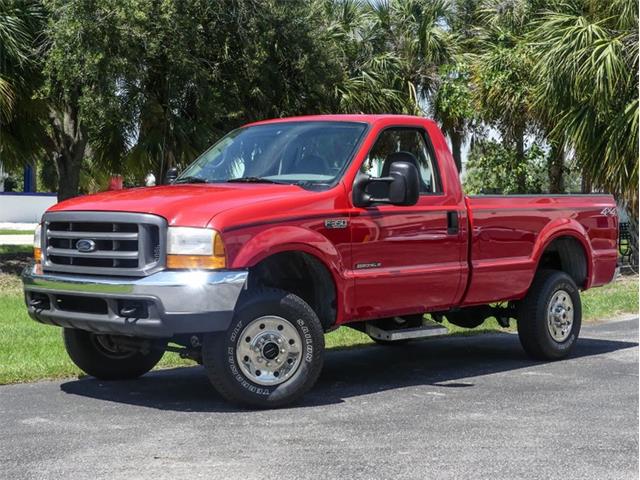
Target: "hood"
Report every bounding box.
[49,184,309,228]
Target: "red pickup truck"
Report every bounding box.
[22,115,618,407]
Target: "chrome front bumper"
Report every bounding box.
[22,264,248,338]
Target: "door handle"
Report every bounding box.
[447,211,459,235]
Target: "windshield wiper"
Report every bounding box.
[174,176,208,184]
[227,176,284,184]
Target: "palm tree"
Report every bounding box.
[468,0,540,192]
[323,0,418,114]
[0,0,36,120]
[0,0,47,172]
[327,0,459,118]
[530,0,638,215]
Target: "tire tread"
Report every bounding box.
[517,269,581,360]
[63,328,166,380]
[202,287,324,408]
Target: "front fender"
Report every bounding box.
[228,225,353,322]
[229,225,345,273]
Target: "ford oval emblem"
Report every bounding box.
[76,239,97,253]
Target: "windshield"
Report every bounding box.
[176,121,367,187]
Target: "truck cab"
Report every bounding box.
[22,115,618,408]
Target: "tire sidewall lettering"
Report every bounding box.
[296,318,314,363]
[204,289,325,406]
[226,312,314,396]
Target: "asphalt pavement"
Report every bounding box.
[1,318,637,480]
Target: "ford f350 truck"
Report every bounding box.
[22,115,618,408]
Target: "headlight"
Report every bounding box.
[33,224,42,262]
[166,227,226,269]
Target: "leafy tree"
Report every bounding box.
[0,0,33,120]
[0,0,47,172]
[529,0,639,215]
[470,0,540,192]
[103,0,345,181]
[325,0,457,115]
[431,62,475,172]
[5,0,346,197]
[464,139,548,194]
[2,0,637,219]
[323,0,418,114]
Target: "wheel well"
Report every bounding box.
[537,236,588,288]
[247,251,337,331]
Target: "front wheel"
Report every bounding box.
[517,270,582,360]
[63,329,166,380]
[202,288,325,408]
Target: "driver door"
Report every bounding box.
[350,127,465,320]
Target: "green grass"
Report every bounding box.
[0,245,32,254]
[0,230,33,235]
[0,274,637,384]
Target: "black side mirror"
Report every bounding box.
[164,167,179,184]
[387,161,420,205]
[352,161,420,207]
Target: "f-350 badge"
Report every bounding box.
[324,218,348,229]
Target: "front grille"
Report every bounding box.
[42,212,166,276]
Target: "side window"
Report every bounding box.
[360,128,441,194]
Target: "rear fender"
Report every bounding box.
[530,218,593,288]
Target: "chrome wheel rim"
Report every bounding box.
[236,315,303,386]
[547,289,574,342]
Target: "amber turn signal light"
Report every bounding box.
[166,254,225,270]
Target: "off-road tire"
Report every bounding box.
[63,328,166,380]
[202,288,325,408]
[517,270,582,360]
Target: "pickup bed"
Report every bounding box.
[22,114,618,407]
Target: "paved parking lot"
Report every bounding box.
[1,318,637,480]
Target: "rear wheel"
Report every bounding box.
[63,329,166,380]
[202,288,324,408]
[517,270,582,360]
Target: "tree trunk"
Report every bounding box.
[55,151,83,201]
[449,129,463,173]
[49,103,88,202]
[548,143,564,193]
[514,132,526,193]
